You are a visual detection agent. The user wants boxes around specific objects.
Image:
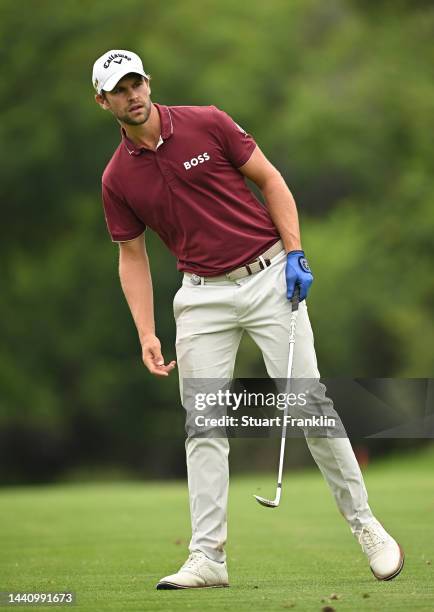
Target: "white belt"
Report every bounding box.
[185,240,284,285]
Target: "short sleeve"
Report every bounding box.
[101,182,146,242]
[212,107,257,168]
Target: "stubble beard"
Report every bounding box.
[118,97,152,126]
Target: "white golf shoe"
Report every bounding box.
[358,519,404,580]
[156,550,229,589]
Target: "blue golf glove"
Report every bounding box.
[285,250,313,302]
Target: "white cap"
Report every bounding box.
[92,49,149,94]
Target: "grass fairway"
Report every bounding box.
[1,446,433,612]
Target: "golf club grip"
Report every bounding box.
[291,284,300,311]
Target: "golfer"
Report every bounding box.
[92,49,404,589]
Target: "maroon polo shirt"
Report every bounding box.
[101,103,280,276]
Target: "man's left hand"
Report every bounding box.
[285,250,313,301]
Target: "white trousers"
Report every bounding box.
[174,250,374,562]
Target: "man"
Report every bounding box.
[92,49,404,589]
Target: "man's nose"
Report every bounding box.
[127,88,138,100]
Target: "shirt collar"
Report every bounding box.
[121,103,174,156]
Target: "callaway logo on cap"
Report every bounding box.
[92,49,150,94]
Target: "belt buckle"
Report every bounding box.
[191,274,202,285]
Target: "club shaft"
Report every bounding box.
[254,293,300,508]
[276,310,298,488]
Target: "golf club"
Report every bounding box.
[254,284,300,508]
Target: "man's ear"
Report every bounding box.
[95,92,110,110]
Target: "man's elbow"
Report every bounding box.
[260,169,285,192]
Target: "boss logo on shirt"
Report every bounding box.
[183,152,210,170]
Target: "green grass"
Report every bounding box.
[1,446,434,611]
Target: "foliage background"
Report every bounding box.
[0,0,433,483]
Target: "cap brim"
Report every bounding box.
[102,67,149,93]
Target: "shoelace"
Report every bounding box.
[181,552,205,573]
[359,523,387,554]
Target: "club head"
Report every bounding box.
[253,494,279,508]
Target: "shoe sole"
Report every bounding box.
[372,544,405,581]
[156,582,229,590]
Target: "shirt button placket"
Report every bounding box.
[157,154,177,189]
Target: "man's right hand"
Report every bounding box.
[141,334,176,377]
